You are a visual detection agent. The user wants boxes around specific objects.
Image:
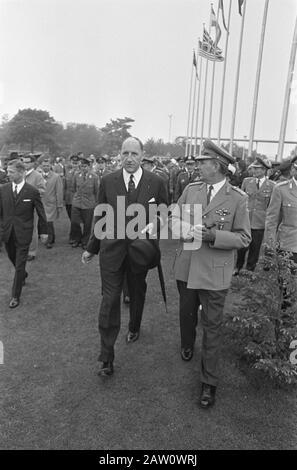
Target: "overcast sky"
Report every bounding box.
[0,0,296,158]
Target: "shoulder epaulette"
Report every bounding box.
[276,180,290,187]
[188,181,204,187]
[231,186,246,196]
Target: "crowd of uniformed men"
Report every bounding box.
[0,140,296,409]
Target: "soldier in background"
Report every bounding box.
[93,156,107,183]
[22,153,46,261]
[64,155,80,243]
[41,158,64,249]
[71,157,98,249]
[265,156,297,308]
[275,159,292,182]
[174,156,200,202]
[234,156,275,274]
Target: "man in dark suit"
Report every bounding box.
[82,137,168,376]
[0,159,48,308]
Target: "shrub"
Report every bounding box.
[225,247,297,387]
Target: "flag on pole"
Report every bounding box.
[238,0,245,16]
[199,28,224,62]
[211,5,222,47]
[219,0,228,31]
[193,50,199,79]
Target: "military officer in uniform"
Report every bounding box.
[171,140,251,408]
[234,156,275,274]
[71,156,99,249]
[174,156,200,202]
[264,156,297,306]
[94,156,107,183]
[64,155,80,243]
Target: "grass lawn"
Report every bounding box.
[0,212,296,449]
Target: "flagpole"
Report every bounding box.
[218,0,232,145]
[277,14,297,161]
[194,42,203,156]
[200,8,213,150]
[190,56,198,156]
[230,0,247,156]
[185,51,195,157]
[248,0,269,158]
[208,0,220,138]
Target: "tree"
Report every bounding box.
[144,138,184,160]
[5,108,62,153]
[56,123,103,156]
[99,117,134,155]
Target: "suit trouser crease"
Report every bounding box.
[177,280,227,387]
[71,207,93,245]
[99,261,148,362]
[29,210,39,256]
[5,230,29,299]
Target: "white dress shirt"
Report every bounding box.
[12,179,25,194]
[206,179,226,202]
[123,167,143,191]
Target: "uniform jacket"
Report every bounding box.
[87,169,169,270]
[241,177,275,229]
[64,168,78,205]
[25,169,46,195]
[42,170,64,221]
[171,180,251,290]
[72,171,99,209]
[265,178,297,253]
[0,182,48,246]
[174,169,201,202]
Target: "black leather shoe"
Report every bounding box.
[126,331,139,343]
[98,362,114,376]
[27,255,35,261]
[71,242,80,248]
[181,348,193,361]
[9,297,19,308]
[199,383,216,409]
[123,295,130,304]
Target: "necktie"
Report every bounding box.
[206,185,214,205]
[13,185,18,200]
[128,174,135,194]
[256,179,260,190]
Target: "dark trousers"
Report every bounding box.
[47,221,55,245]
[5,229,29,299]
[177,280,228,387]
[122,272,130,299]
[65,204,75,241]
[99,259,148,362]
[236,228,264,271]
[71,207,93,246]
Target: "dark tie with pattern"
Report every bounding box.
[206,184,214,205]
[13,185,18,200]
[256,179,260,190]
[128,174,135,194]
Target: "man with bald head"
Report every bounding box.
[82,137,168,376]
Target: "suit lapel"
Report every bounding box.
[115,170,128,197]
[203,181,229,216]
[136,170,152,205]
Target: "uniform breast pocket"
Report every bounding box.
[283,203,297,226]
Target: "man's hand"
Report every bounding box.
[201,226,216,243]
[40,234,48,244]
[81,251,95,264]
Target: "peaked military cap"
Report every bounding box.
[70,154,80,162]
[196,139,235,166]
[278,159,292,173]
[96,155,107,163]
[291,154,297,168]
[251,156,272,169]
[142,156,154,164]
[79,156,91,165]
[184,155,196,163]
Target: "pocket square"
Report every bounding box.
[23,199,32,202]
[148,197,156,203]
